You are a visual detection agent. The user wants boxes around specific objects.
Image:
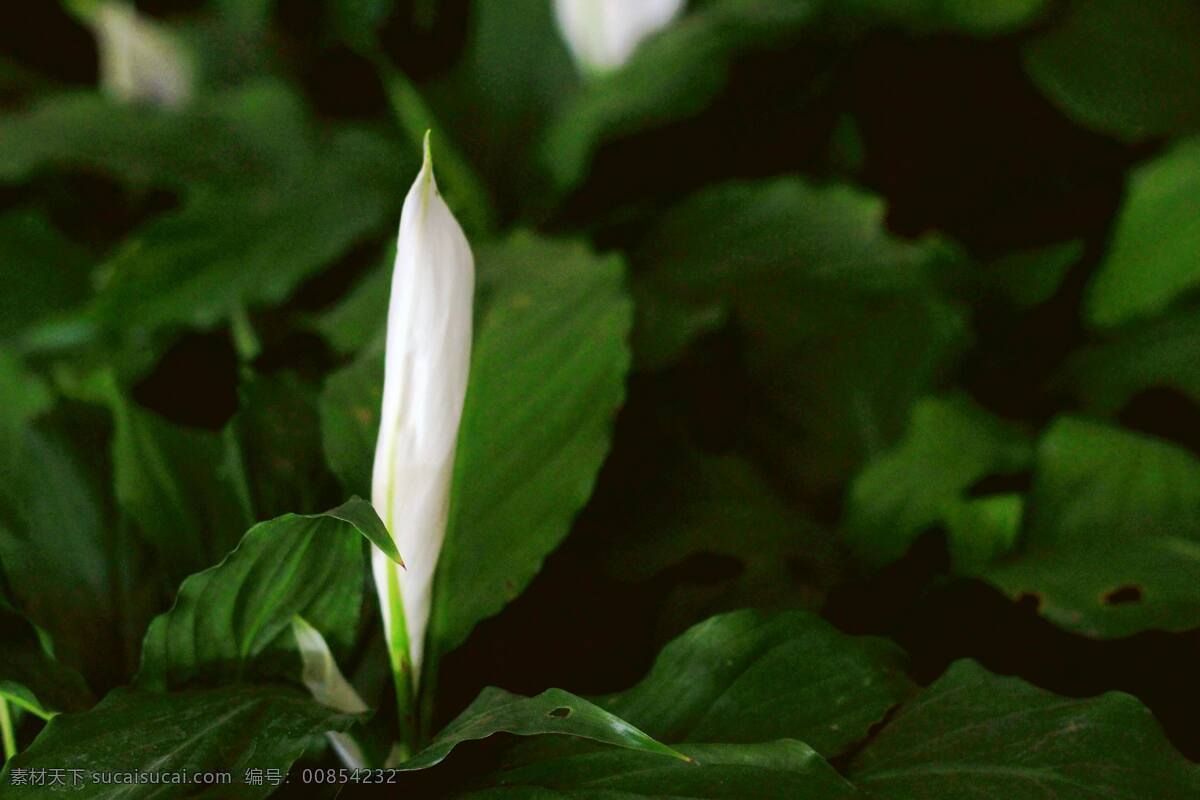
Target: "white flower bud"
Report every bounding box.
[371,135,474,691]
[553,0,685,74]
[91,2,193,108]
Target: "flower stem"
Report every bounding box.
[384,564,418,759]
[0,697,16,761]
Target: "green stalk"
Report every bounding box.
[0,697,16,761]
[366,46,495,237]
[385,565,418,760]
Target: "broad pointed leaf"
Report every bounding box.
[137,498,396,690]
[402,687,687,771]
[849,660,1200,799]
[2,685,353,798]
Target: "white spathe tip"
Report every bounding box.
[371,135,474,689]
[91,2,193,109]
[553,0,685,74]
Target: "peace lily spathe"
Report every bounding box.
[372,135,474,702]
[89,1,193,108]
[553,0,685,73]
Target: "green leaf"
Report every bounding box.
[137,498,396,690]
[984,240,1083,310]
[87,129,408,336]
[844,395,1033,569]
[376,66,496,236]
[1022,0,1200,142]
[942,493,1025,576]
[427,232,632,666]
[320,344,385,499]
[0,209,92,341]
[1086,139,1200,327]
[636,178,969,490]
[1068,304,1200,413]
[321,232,635,679]
[432,0,577,214]
[593,610,913,760]
[401,687,687,771]
[849,660,1200,799]
[539,0,820,199]
[0,370,140,686]
[984,418,1200,637]
[2,684,353,798]
[461,740,862,799]
[0,81,310,188]
[106,380,255,583]
[232,372,336,520]
[313,248,391,355]
[0,606,94,719]
[604,449,842,638]
[0,350,53,428]
[837,0,1048,35]
[328,0,394,52]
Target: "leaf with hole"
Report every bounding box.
[401,687,687,771]
[983,418,1200,637]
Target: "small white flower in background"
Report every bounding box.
[372,134,474,694]
[90,2,193,108]
[553,0,685,74]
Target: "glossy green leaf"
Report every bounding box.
[320,344,385,499]
[849,660,1200,799]
[984,418,1200,637]
[461,740,862,799]
[1022,0,1200,142]
[0,209,92,341]
[604,449,842,638]
[1068,305,1200,413]
[0,606,93,719]
[984,240,1083,310]
[313,248,391,355]
[107,381,254,583]
[137,498,397,690]
[0,350,53,428]
[376,66,495,236]
[427,232,632,667]
[0,81,309,188]
[0,364,139,686]
[232,372,335,520]
[328,0,394,52]
[432,0,576,213]
[943,493,1025,576]
[1086,139,1200,327]
[540,0,819,198]
[87,130,407,336]
[636,178,968,490]
[844,395,1032,569]
[402,687,687,771]
[838,0,1047,35]
[593,610,913,759]
[2,685,353,798]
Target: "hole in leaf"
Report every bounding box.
[1102,585,1143,606]
[547,706,572,719]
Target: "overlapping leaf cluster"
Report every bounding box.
[1,0,1198,797]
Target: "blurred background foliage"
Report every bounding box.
[1,0,1199,788]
